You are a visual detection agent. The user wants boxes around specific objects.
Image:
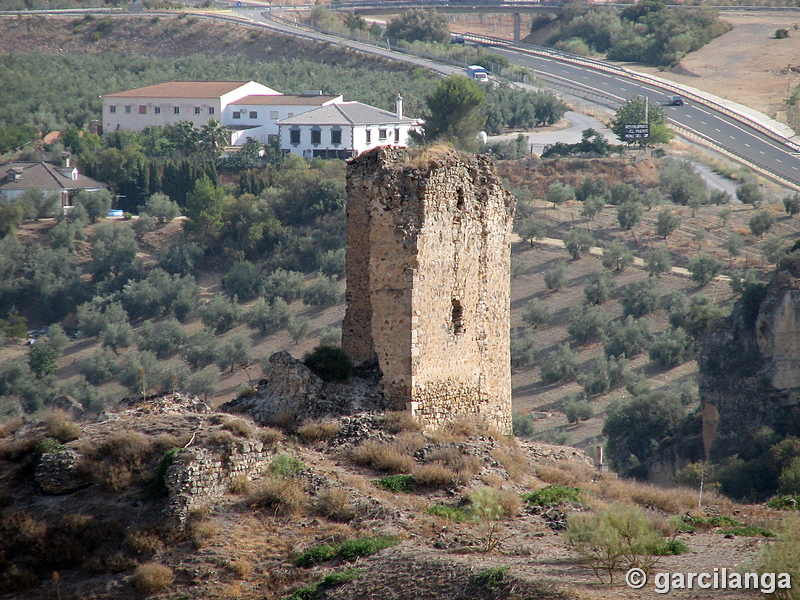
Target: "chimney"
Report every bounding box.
[596,445,604,466]
[396,93,403,120]
[61,152,71,168]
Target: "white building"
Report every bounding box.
[101,80,281,134]
[277,95,421,159]
[225,92,343,145]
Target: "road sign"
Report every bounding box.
[236,1,242,7]
[623,124,650,140]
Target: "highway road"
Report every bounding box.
[486,46,800,189]
[236,9,800,190]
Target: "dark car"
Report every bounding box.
[667,95,684,106]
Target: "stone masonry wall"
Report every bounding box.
[164,439,275,524]
[342,147,515,432]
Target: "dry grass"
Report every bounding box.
[383,410,423,433]
[297,420,341,443]
[190,519,221,549]
[490,446,527,481]
[351,440,415,474]
[44,409,81,443]
[0,417,23,438]
[210,429,237,449]
[131,562,175,595]
[413,462,459,487]
[587,476,732,514]
[425,447,482,479]
[127,530,165,556]
[392,431,427,455]
[222,417,255,438]
[247,476,309,516]
[229,474,252,495]
[258,427,284,448]
[227,558,253,579]
[82,430,158,491]
[481,473,505,488]
[315,487,356,522]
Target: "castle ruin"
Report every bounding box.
[342,147,515,432]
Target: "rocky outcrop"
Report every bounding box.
[34,449,92,494]
[220,351,390,426]
[698,254,800,460]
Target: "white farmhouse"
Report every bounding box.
[225,92,343,145]
[277,95,421,159]
[101,80,281,134]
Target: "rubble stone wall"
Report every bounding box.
[164,440,275,524]
[343,147,515,432]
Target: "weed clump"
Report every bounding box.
[294,537,397,567]
[131,562,174,595]
[523,484,583,507]
[374,474,415,493]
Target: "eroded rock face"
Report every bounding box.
[698,257,800,459]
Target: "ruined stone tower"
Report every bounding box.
[342,146,515,432]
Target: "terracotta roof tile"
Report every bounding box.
[103,81,255,99]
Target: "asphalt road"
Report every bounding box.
[244,9,800,189]
[481,47,800,189]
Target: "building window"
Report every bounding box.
[124,105,132,114]
[288,112,294,118]
[311,129,321,145]
[139,105,147,114]
[208,107,215,115]
[378,128,387,141]
[331,129,342,145]
[109,105,116,114]
[289,129,301,145]
[232,111,241,119]
[270,111,279,119]
[451,298,464,335]
[249,111,258,119]
[154,106,161,115]
[365,130,371,143]
[173,106,180,115]
[395,128,401,143]
[194,107,201,115]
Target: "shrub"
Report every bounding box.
[784,192,800,217]
[617,201,642,229]
[288,316,311,343]
[564,229,594,259]
[567,304,607,345]
[603,316,652,358]
[602,240,633,271]
[620,278,659,318]
[297,420,341,442]
[245,297,292,335]
[655,207,681,238]
[578,355,626,396]
[546,181,575,208]
[688,252,723,285]
[413,463,459,487]
[473,566,510,590]
[644,245,672,277]
[315,487,355,522]
[351,441,415,473]
[248,477,308,516]
[271,453,305,478]
[131,562,175,595]
[510,328,537,368]
[776,27,790,38]
[521,298,551,328]
[543,261,567,291]
[583,270,615,305]
[185,365,220,400]
[199,297,241,333]
[523,484,583,507]
[302,275,341,307]
[295,537,397,568]
[649,327,693,368]
[749,210,776,238]
[303,345,353,382]
[222,260,263,300]
[564,398,593,423]
[566,504,663,582]
[45,410,80,443]
[512,412,535,438]
[221,417,254,438]
[375,474,415,493]
[540,343,577,383]
[141,192,180,223]
[263,268,306,302]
